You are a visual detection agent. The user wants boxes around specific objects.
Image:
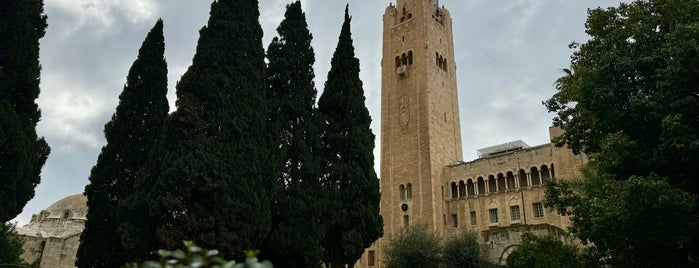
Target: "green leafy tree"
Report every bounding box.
[261,2,324,268]
[383,224,440,268]
[546,168,698,267]
[0,223,25,266]
[76,19,169,268]
[442,232,488,268]
[317,5,383,268]
[0,0,50,223]
[544,0,699,191]
[122,241,272,268]
[506,233,582,268]
[121,0,273,261]
[544,0,699,266]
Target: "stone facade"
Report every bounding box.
[355,1,586,267]
[17,194,87,268]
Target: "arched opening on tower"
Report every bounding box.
[458,180,466,197]
[519,169,528,187]
[497,173,506,192]
[531,167,541,185]
[450,182,458,199]
[541,165,551,182]
[488,175,497,193]
[467,179,475,196]
[477,177,485,194]
[507,171,516,189]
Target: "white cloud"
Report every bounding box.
[37,77,111,151]
[46,0,158,39]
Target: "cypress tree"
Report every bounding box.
[0,0,50,222]
[76,20,168,268]
[122,0,273,260]
[318,5,383,268]
[261,2,324,267]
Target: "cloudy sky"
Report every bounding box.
[14,0,623,225]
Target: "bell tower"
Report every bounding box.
[380,0,462,239]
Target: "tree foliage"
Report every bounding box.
[120,0,273,261]
[383,226,495,268]
[317,5,383,267]
[546,168,698,267]
[77,20,169,268]
[122,241,272,268]
[544,0,699,265]
[442,232,488,268]
[260,2,324,268]
[383,224,441,268]
[506,233,582,268]
[544,0,699,191]
[0,223,25,266]
[0,0,50,223]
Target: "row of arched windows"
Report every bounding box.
[395,51,414,68]
[448,164,555,199]
[435,52,447,71]
[399,183,413,201]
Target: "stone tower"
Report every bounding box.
[380,0,462,239]
[356,1,585,266]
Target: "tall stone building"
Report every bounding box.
[16,194,87,268]
[356,0,586,267]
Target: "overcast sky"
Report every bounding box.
[13,0,623,225]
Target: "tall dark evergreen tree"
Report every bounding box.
[76,20,169,268]
[318,6,383,268]
[261,2,324,267]
[121,0,273,260]
[0,0,50,223]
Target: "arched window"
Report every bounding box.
[458,180,466,197]
[63,210,71,219]
[467,179,475,196]
[451,182,458,199]
[399,184,406,201]
[551,163,556,179]
[488,175,497,193]
[407,13,413,19]
[436,52,440,66]
[531,167,541,185]
[395,56,401,68]
[408,50,413,65]
[401,53,407,65]
[406,183,413,200]
[400,16,406,23]
[477,177,485,195]
[497,173,506,192]
[541,165,551,182]
[506,171,516,189]
[519,169,528,187]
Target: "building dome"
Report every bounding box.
[17,193,88,238]
[16,194,88,267]
[42,193,88,220]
